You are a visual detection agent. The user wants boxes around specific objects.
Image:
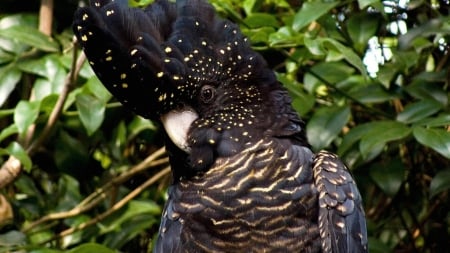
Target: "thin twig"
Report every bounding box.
[40,166,171,245]
[27,42,85,156]
[23,147,168,232]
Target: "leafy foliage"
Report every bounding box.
[0,0,449,252]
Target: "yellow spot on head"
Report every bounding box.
[208,139,215,144]
[130,49,138,56]
[82,13,89,21]
[157,72,164,78]
[81,35,88,41]
[105,56,112,61]
[120,73,126,79]
[165,47,172,53]
[121,83,128,88]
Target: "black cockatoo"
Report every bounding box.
[73,0,368,252]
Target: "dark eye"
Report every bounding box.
[200,85,216,104]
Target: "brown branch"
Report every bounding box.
[27,43,85,156]
[0,41,84,189]
[38,0,53,36]
[23,147,168,233]
[40,166,171,245]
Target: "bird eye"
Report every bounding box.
[200,85,216,104]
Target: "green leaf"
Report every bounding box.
[307,106,351,150]
[278,73,315,116]
[0,230,27,247]
[0,65,21,107]
[17,54,63,79]
[310,61,355,84]
[396,99,442,124]
[101,200,161,248]
[338,123,374,156]
[0,142,32,171]
[269,26,304,48]
[429,170,450,198]
[406,76,448,106]
[243,27,276,45]
[75,93,105,136]
[292,1,339,32]
[359,121,411,160]
[0,26,59,52]
[0,124,19,143]
[14,100,41,135]
[66,243,115,253]
[244,13,279,28]
[358,0,381,9]
[128,116,157,140]
[370,159,404,196]
[243,0,259,14]
[347,13,380,53]
[348,83,399,103]
[414,114,450,127]
[413,127,450,159]
[322,38,368,76]
[86,76,113,104]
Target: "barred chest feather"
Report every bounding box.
[157,139,322,252]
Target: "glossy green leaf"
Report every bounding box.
[348,83,399,103]
[101,200,161,248]
[322,38,368,76]
[358,0,381,9]
[17,54,62,79]
[0,14,38,54]
[244,13,279,28]
[14,100,41,135]
[310,61,355,84]
[0,230,27,247]
[128,116,157,140]
[406,76,448,106]
[414,114,450,127]
[370,160,404,196]
[86,76,113,104]
[0,25,59,52]
[278,73,315,116]
[413,127,450,159]
[29,249,63,253]
[307,106,351,150]
[101,200,161,232]
[347,13,380,53]
[0,124,19,143]
[269,26,304,47]
[0,65,21,107]
[359,121,411,160]
[293,1,339,32]
[0,142,32,171]
[398,19,443,50]
[429,170,450,198]
[66,243,115,253]
[76,93,106,136]
[396,99,442,124]
[338,123,375,156]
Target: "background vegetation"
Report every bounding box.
[0,0,449,252]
